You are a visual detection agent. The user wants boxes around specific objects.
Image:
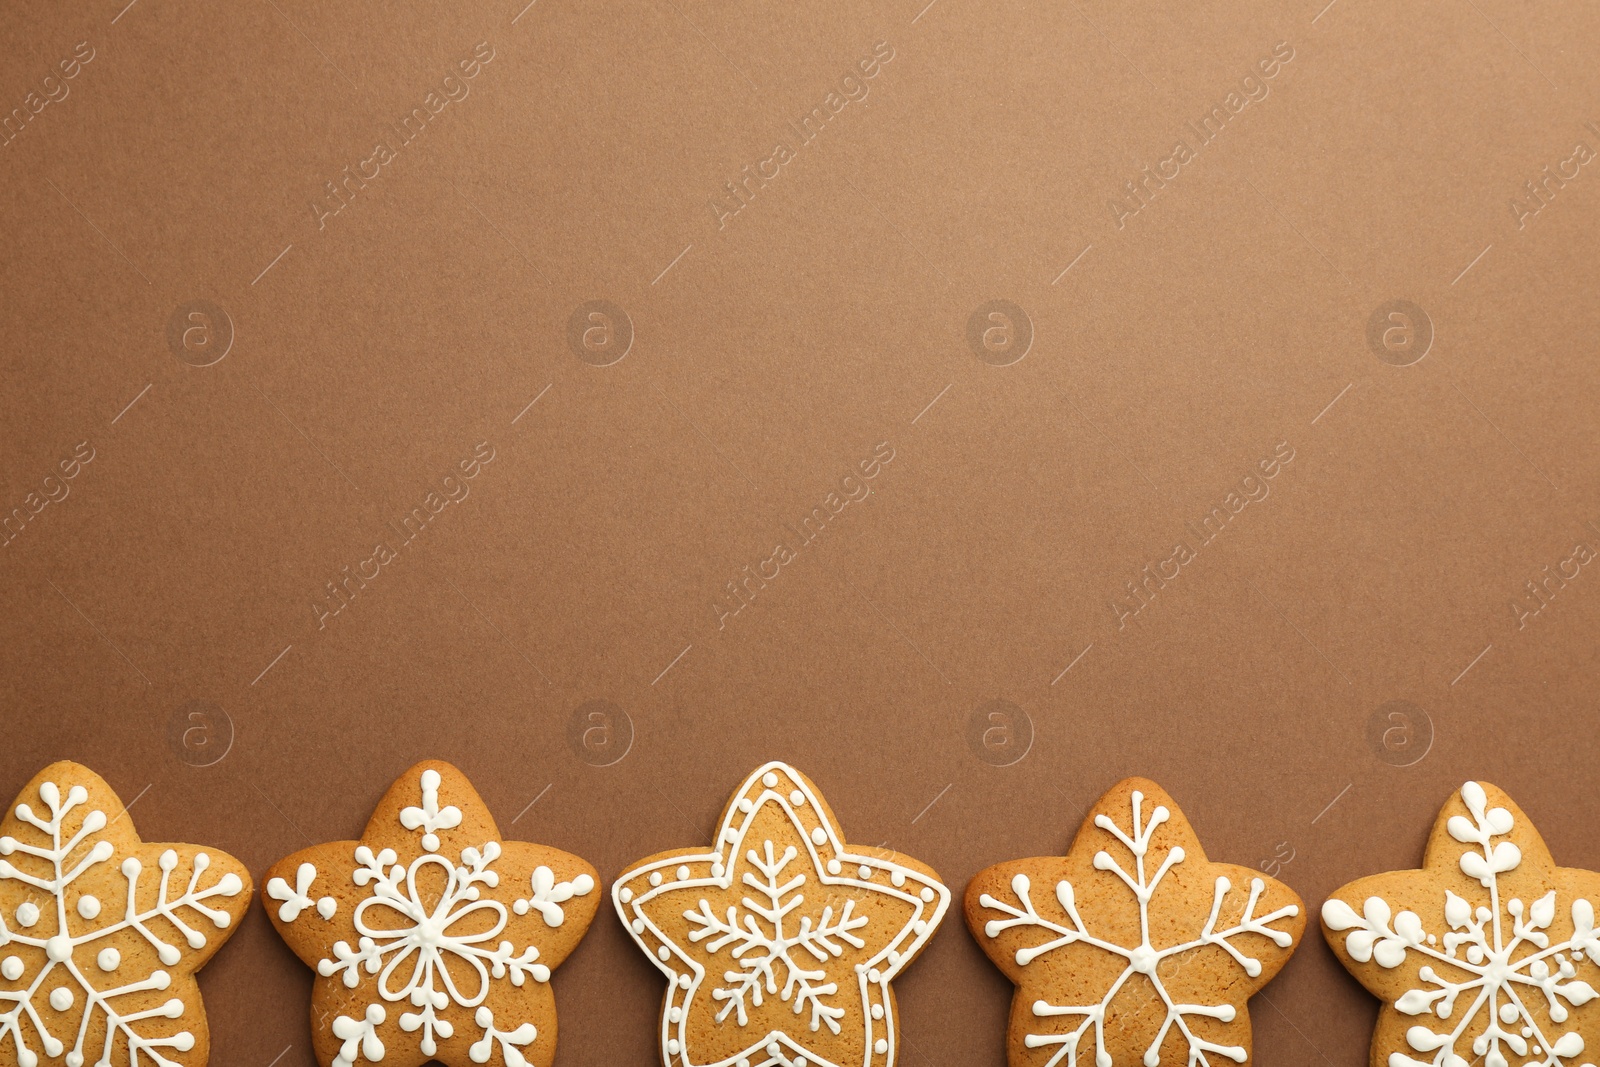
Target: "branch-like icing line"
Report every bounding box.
[398,768,462,853]
[1322,781,1600,1067]
[298,770,586,1062]
[977,789,1299,1067]
[0,778,244,1067]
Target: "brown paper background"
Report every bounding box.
[3,0,1598,1063]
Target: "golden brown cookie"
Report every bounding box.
[1322,780,1600,1067]
[0,760,251,1067]
[262,760,598,1067]
[966,777,1304,1066]
[611,761,950,1067]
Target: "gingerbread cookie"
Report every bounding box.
[612,761,949,1067]
[262,761,598,1067]
[1322,780,1600,1067]
[966,778,1304,1066]
[0,761,251,1067]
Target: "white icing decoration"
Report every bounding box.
[398,768,462,853]
[612,760,950,1067]
[512,866,595,927]
[977,788,1299,1067]
[332,1004,386,1067]
[468,1005,536,1066]
[294,769,588,1064]
[0,776,243,1067]
[1322,781,1600,1067]
[684,840,869,1030]
[265,861,337,922]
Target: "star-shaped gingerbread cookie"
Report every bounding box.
[966,778,1304,1066]
[0,760,252,1067]
[1322,780,1600,1067]
[612,761,950,1067]
[262,761,599,1067]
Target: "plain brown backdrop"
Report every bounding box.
[3,0,1599,1063]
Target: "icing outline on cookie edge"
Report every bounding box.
[611,761,952,1067]
[1322,780,1600,1067]
[269,766,596,1067]
[0,764,248,1067]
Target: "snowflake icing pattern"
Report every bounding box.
[975,787,1301,1067]
[613,762,951,1067]
[1323,781,1600,1067]
[684,839,869,1033]
[273,768,596,1067]
[0,768,248,1067]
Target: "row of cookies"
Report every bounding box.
[0,759,1589,1066]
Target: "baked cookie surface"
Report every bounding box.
[611,761,949,1067]
[0,760,251,1067]
[1322,780,1600,1067]
[965,777,1304,1066]
[262,760,598,1067]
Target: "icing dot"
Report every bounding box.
[790,790,805,806]
[859,865,872,880]
[810,828,827,846]
[678,975,691,988]
[1,956,22,980]
[875,1039,888,1054]
[738,799,753,813]
[649,872,663,887]
[891,871,906,887]
[763,772,779,788]
[658,946,671,961]
[77,895,100,920]
[631,919,645,934]
[1499,1003,1518,1024]
[97,948,121,972]
[914,921,928,935]
[668,1007,683,1023]
[868,967,883,983]
[44,936,71,963]
[920,887,935,902]
[739,1060,751,1067]
[711,863,725,878]
[722,828,739,843]
[422,832,440,852]
[668,1040,681,1054]
[767,1042,781,1058]
[827,859,842,875]
[16,902,39,928]
[796,1059,807,1067]
[49,987,73,1012]
[888,950,901,965]
[620,888,633,903]
[676,866,690,881]
[871,1004,884,1020]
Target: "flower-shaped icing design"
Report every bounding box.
[612,761,950,1067]
[0,761,251,1067]
[966,778,1304,1066]
[1322,781,1600,1067]
[263,762,599,1067]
